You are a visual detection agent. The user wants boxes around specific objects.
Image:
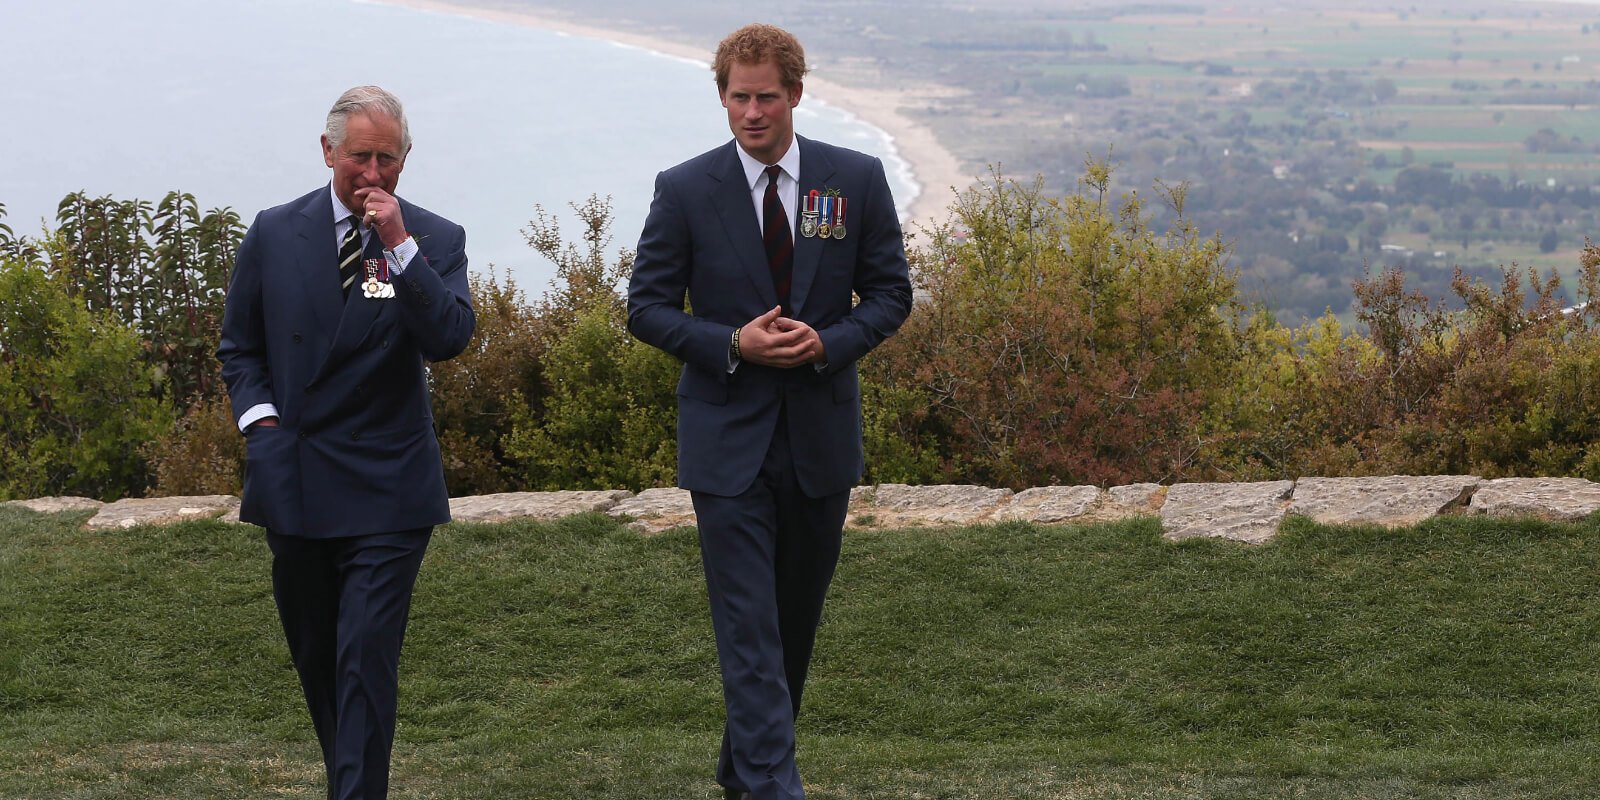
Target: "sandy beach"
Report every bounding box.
[367,0,969,228]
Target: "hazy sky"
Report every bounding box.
[0,0,913,293]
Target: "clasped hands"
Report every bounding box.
[739,306,826,368]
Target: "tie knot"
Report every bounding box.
[764,165,782,184]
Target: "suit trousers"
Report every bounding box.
[266,527,432,800]
[691,407,850,800]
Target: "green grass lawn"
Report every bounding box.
[5,506,1600,799]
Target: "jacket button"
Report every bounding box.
[297,431,307,440]
[292,333,303,343]
[381,339,389,349]
[350,432,360,441]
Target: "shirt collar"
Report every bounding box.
[329,184,356,225]
[735,138,801,191]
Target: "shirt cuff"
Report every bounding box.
[239,403,279,432]
[385,236,419,276]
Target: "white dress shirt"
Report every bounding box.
[728,140,826,372]
[735,140,800,241]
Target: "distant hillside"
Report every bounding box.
[490,0,1600,321]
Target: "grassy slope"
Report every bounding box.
[3,506,1600,799]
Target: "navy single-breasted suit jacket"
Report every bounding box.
[627,137,913,498]
[218,185,475,538]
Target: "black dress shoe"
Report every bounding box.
[723,789,752,800]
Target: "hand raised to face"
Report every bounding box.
[353,187,408,249]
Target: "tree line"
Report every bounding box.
[4,164,1600,502]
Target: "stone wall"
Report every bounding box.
[9,476,1600,542]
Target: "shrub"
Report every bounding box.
[428,269,548,496]
[867,164,1241,488]
[501,196,678,491]
[52,191,243,410]
[504,304,678,491]
[143,394,244,497]
[0,248,174,500]
[1208,249,1600,481]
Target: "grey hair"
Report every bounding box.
[324,85,411,153]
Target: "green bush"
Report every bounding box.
[52,191,242,410]
[428,270,548,496]
[504,304,678,491]
[143,394,243,497]
[1205,247,1600,481]
[0,248,174,500]
[501,196,677,491]
[9,185,1600,500]
[867,164,1242,488]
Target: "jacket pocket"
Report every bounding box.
[242,426,300,532]
[831,369,860,404]
[677,365,728,406]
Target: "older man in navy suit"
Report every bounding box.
[627,24,913,800]
[217,85,474,800]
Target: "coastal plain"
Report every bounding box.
[408,0,1600,320]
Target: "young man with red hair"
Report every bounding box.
[628,23,913,800]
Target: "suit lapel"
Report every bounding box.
[707,143,778,310]
[790,136,835,317]
[295,189,342,335]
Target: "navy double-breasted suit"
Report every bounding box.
[218,184,473,800]
[220,185,473,536]
[628,136,912,799]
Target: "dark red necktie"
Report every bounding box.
[762,165,793,314]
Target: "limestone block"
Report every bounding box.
[1160,481,1294,543]
[846,485,877,527]
[607,487,697,534]
[994,486,1104,524]
[1101,482,1166,519]
[86,495,240,530]
[1289,475,1479,527]
[450,490,632,523]
[3,496,104,514]
[1469,477,1600,521]
[860,484,1013,527]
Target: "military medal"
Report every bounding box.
[361,257,393,299]
[800,190,820,238]
[817,195,832,239]
[830,196,847,239]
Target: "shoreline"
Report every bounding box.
[361,0,968,228]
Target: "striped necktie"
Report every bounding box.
[762,165,793,314]
[337,215,363,299]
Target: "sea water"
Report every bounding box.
[0,0,918,293]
